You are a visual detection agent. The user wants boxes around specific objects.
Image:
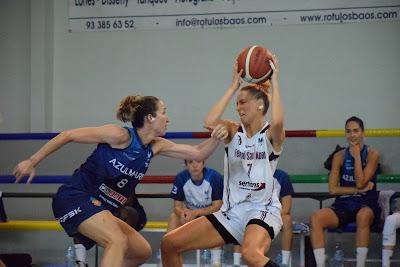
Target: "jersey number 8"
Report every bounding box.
[117,178,129,188]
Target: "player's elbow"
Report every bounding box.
[58,130,74,143]
[328,186,338,195]
[356,181,367,189]
[203,120,216,131]
[271,115,284,129]
[191,150,206,162]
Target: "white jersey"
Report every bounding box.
[221,122,282,212]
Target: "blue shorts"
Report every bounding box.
[330,196,381,231]
[52,186,110,249]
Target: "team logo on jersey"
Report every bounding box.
[58,207,82,223]
[108,158,144,180]
[145,151,152,167]
[258,137,263,143]
[99,183,127,205]
[234,149,266,160]
[238,181,266,191]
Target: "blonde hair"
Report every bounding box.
[116,95,159,127]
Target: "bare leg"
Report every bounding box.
[161,216,225,267]
[241,224,272,267]
[167,212,183,232]
[355,207,374,247]
[310,208,339,249]
[281,213,292,251]
[78,210,151,267]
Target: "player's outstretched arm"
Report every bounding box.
[154,124,228,161]
[13,124,129,183]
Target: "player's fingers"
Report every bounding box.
[12,167,18,177]
[27,170,35,184]
[206,125,215,131]
[14,172,24,183]
[269,60,276,71]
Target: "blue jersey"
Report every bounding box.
[273,169,294,198]
[170,167,223,210]
[60,127,153,210]
[337,145,378,201]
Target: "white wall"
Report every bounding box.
[52,1,400,131]
[0,0,31,132]
[1,1,399,132]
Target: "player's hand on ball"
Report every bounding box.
[269,54,279,82]
[231,61,243,90]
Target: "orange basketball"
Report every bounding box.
[237,45,273,84]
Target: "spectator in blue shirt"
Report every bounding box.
[167,160,223,231]
[167,160,224,266]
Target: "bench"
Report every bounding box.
[0,220,168,232]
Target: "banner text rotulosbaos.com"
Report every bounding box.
[68,0,400,31]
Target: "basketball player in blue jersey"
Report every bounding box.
[161,55,284,267]
[310,116,381,267]
[13,95,228,267]
[73,190,147,266]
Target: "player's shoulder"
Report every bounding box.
[274,169,289,182]
[366,146,380,157]
[176,169,191,181]
[274,169,288,177]
[204,167,223,181]
[334,148,346,159]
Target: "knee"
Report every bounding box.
[161,232,181,254]
[281,214,292,231]
[310,212,322,229]
[356,210,373,227]
[241,245,267,267]
[135,242,152,263]
[107,232,130,253]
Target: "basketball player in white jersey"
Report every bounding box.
[161,55,284,267]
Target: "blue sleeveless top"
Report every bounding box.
[337,145,378,200]
[62,127,153,209]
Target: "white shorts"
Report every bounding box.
[207,202,282,244]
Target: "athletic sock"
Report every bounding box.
[281,250,291,267]
[356,247,368,267]
[313,248,325,267]
[211,249,222,266]
[74,244,86,264]
[233,252,241,266]
[382,249,393,267]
